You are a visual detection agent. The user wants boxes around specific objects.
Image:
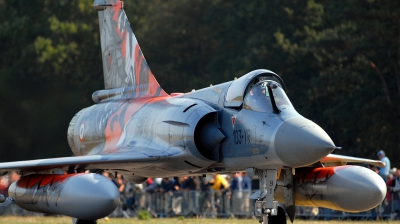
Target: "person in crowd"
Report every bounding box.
[113,173,126,193]
[159,178,176,216]
[110,173,127,217]
[160,178,175,193]
[210,174,229,191]
[181,176,200,215]
[389,168,400,219]
[181,176,199,191]
[384,168,397,219]
[199,175,216,216]
[102,171,112,180]
[209,174,229,214]
[377,150,391,182]
[122,182,142,216]
[145,178,153,188]
[240,172,252,214]
[0,174,10,197]
[145,177,162,216]
[169,177,186,215]
[229,173,242,192]
[146,178,161,193]
[240,172,252,191]
[229,173,242,214]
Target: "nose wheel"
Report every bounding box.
[250,169,287,224]
[254,199,286,224]
[267,207,287,224]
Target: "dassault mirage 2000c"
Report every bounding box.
[0,1,386,224]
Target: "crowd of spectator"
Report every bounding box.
[101,172,254,218]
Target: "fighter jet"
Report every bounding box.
[0,1,387,224]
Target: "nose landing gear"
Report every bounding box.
[250,169,287,224]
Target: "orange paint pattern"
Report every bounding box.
[111,1,127,59]
[103,96,170,153]
[134,45,143,96]
[17,174,83,189]
[298,166,349,184]
[110,0,163,97]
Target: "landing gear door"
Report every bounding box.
[283,168,295,223]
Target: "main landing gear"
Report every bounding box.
[250,169,287,224]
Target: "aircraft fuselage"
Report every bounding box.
[68,70,336,179]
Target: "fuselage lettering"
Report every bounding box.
[233,129,251,145]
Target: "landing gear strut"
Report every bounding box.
[250,169,287,224]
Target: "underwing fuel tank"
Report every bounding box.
[8,173,119,220]
[275,165,386,212]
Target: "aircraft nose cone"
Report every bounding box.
[327,166,386,212]
[275,117,336,167]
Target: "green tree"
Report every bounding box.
[0,1,102,161]
[276,0,400,164]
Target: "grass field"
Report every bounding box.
[0,216,400,224]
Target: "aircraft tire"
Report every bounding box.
[268,207,287,224]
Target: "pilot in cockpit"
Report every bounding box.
[244,83,271,112]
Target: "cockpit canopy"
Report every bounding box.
[224,70,288,111]
[243,81,292,112]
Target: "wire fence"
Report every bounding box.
[1,189,394,220]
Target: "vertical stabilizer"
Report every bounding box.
[94,0,167,98]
